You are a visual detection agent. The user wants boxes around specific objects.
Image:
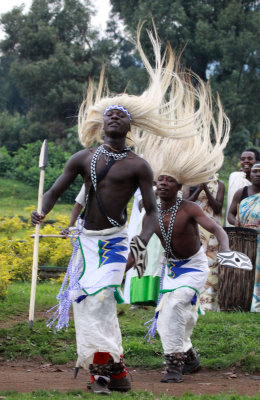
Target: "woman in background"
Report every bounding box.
[228,163,260,312]
[225,148,259,227]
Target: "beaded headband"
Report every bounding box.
[103,105,132,123]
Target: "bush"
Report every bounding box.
[0,212,72,298]
[0,146,14,177]
[0,111,29,153]
[0,215,26,239]
[0,260,11,300]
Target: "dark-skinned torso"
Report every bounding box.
[33,108,157,246]
[78,147,145,230]
[154,200,202,259]
[42,146,154,230]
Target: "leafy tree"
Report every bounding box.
[109,0,260,155]
[0,0,144,152]
[0,0,99,144]
[90,19,145,95]
[0,146,14,175]
[0,55,26,115]
[0,111,29,153]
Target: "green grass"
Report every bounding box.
[0,281,58,321]
[0,177,39,217]
[0,177,72,218]
[0,282,259,373]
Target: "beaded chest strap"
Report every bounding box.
[87,145,130,227]
[158,197,182,259]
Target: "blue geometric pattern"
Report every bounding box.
[167,259,201,279]
[98,237,128,268]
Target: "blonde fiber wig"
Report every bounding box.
[141,74,230,186]
[78,22,208,148]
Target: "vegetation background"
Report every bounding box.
[0,0,259,202]
[0,1,259,398]
[0,0,259,157]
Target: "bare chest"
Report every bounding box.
[82,153,138,193]
[157,209,195,239]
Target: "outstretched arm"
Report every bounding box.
[31,151,85,225]
[192,203,229,251]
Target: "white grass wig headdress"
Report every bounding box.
[78,22,206,148]
[141,74,230,186]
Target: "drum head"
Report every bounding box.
[217,251,252,270]
[224,226,258,236]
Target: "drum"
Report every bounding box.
[218,227,258,311]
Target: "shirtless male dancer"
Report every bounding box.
[31,24,201,395]
[32,107,157,394]
[132,70,230,384]
[152,174,229,383]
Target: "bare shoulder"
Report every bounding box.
[68,147,93,163]
[71,147,94,158]
[129,151,152,169]
[233,186,244,197]
[180,199,202,214]
[63,148,94,175]
[129,151,152,174]
[235,186,244,194]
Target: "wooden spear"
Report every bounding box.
[29,140,48,329]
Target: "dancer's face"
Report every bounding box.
[240,151,256,174]
[103,108,130,138]
[157,175,182,201]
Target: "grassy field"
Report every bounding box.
[0,282,259,372]
[0,177,73,218]
[0,282,259,399]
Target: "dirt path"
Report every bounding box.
[0,359,259,396]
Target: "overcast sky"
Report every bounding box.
[0,0,111,38]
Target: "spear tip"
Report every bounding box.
[39,139,48,169]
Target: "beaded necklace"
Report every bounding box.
[87,144,130,227]
[158,197,182,259]
[100,144,131,164]
[159,203,178,216]
[145,197,182,341]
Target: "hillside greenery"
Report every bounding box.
[0,0,259,156]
